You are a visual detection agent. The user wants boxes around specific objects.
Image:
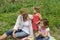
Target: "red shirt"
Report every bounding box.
[32,13,41,31]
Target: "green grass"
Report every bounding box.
[0,0,60,40]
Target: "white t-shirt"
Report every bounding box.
[40,28,50,36]
[13,15,34,37]
[38,25,50,31]
[22,21,30,34]
[38,26,50,36]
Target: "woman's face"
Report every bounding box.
[22,13,28,19]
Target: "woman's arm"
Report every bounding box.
[29,20,34,37]
[13,15,21,38]
[12,29,17,38]
[13,15,21,30]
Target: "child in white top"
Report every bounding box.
[36,19,50,40]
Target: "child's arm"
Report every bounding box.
[36,21,41,31]
[38,13,42,20]
[35,30,41,37]
[35,30,49,37]
[40,31,48,37]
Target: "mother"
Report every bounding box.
[0,8,34,40]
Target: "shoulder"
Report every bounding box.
[28,14,33,19]
[46,27,50,31]
[28,14,33,17]
[17,15,22,18]
[18,15,21,17]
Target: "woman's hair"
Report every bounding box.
[33,6,40,13]
[20,8,28,14]
[20,8,28,21]
[41,18,49,27]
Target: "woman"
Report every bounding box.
[0,8,34,40]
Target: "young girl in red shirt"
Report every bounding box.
[32,6,42,32]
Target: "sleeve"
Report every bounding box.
[46,28,50,36]
[13,15,20,30]
[46,27,50,32]
[29,20,34,37]
[28,14,33,19]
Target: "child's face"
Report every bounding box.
[40,21,44,27]
[33,9,36,13]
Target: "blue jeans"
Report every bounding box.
[6,29,29,38]
[36,35,49,40]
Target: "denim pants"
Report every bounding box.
[6,29,29,38]
[36,35,49,40]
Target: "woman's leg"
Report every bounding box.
[15,30,29,38]
[0,33,7,40]
[0,29,13,40]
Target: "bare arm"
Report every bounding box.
[39,31,48,37]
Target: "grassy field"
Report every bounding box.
[0,0,60,40]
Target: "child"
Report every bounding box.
[32,6,42,32]
[36,19,50,40]
[32,6,42,40]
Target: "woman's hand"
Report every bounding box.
[12,33,16,38]
[12,29,17,38]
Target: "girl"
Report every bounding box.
[32,6,42,32]
[0,8,34,40]
[32,6,42,40]
[36,19,50,40]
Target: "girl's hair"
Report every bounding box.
[33,6,40,13]
[41,19,49,27]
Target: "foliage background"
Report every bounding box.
[0,0,60,40]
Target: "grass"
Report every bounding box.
[0,0,60,40]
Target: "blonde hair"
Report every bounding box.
[20,8,28,14]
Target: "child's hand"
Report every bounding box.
[35,31,42,37]
[36,21,40,25]
[35,32,39,37]
[38,31,41,34]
